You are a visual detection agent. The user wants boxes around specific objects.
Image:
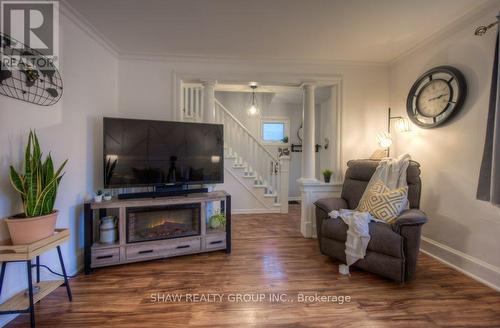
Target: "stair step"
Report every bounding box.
[225,155,236,159]
[264,193,277,198]
[243,174,257,179]
[233,164,246,169]
[254,184,267,188]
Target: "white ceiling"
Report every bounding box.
[65,0,494,63]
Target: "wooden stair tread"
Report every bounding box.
[0,280,64,312]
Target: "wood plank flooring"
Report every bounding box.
[6,205,500,327]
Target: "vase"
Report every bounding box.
[324,176,331,183]
[94,194,103,203]
[5,211,58,245]
[99,216,117,244]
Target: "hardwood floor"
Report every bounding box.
[6,205,500,327]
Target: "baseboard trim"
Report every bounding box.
[232,208,281,214]
[421,236,500,292]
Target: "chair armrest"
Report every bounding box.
[314,197,348,213]
[393,209,427,227]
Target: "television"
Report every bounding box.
[103,117,224,188]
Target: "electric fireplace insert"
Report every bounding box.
[126,203,201,243]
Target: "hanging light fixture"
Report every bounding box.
[247,84,260,116]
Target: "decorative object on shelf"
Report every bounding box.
[94,190,103,203]
[6,130,67,245]
[0,33,63,106]
[247,83,260,116]
[322,169,333,183]
[209,212,226,230]
[406,66,467,129]
[281,136,289,143]
[103,191,112,201]
[99,216,117,244]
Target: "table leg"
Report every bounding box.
[26,260,35,328]
[56,246,72,302]
[36,256,40,283]
[0,262,6,296]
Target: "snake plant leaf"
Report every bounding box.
[42,153,54,186]
[33,176,58,216]
[53,159,68,179]
[9,166,25,195]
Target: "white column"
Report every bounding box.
[279,155,290,214]
[301,83,316,181]
[202,80,217,123]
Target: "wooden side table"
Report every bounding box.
[0,229,72,328]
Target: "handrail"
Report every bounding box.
[215,98,279,162]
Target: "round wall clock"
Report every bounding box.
[406,66,467,128]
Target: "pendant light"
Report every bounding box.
[247,84,260,116]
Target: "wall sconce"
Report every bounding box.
[376,108,411,156]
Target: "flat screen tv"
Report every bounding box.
[103,117,224,188]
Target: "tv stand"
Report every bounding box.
[84,191,231,274]
[117,187,209,200]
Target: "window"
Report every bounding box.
[261,117,289,145]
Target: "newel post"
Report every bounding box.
[279,155,290,214]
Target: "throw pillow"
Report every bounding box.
[357,180,408,223]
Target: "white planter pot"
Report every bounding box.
[94,195,103,203]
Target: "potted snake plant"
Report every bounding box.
[6,130,67,245]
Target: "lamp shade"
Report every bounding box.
[377,132,393,149]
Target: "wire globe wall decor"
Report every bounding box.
[0,33,63,106]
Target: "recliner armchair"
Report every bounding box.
[314,159,427,283]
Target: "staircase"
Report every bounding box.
[181,85,289,213]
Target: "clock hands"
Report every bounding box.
[428,93,449,101]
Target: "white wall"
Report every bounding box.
[118,59,389,176]
[389,8,500,289]
[0,13,118,326]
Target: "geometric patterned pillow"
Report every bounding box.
[356,180,408,223]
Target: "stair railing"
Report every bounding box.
[214,99,280,199]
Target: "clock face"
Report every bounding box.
[407,66,467,128]
[416,79,451,117]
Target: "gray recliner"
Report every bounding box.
[314,159,427,283]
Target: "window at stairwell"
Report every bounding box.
[261,117,289,145]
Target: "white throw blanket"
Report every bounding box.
[329,154,411,273]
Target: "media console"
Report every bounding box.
[83,191,231,274]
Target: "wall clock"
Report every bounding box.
[406,66,467,128]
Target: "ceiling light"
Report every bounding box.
[247,85,260,117]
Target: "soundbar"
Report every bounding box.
[117,188,209,200]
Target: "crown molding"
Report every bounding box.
[59,0,120,57]
[389,0,500,66]
[118,51,389,69]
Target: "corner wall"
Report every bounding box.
[389,7,500,290]
[0,12,119,326]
